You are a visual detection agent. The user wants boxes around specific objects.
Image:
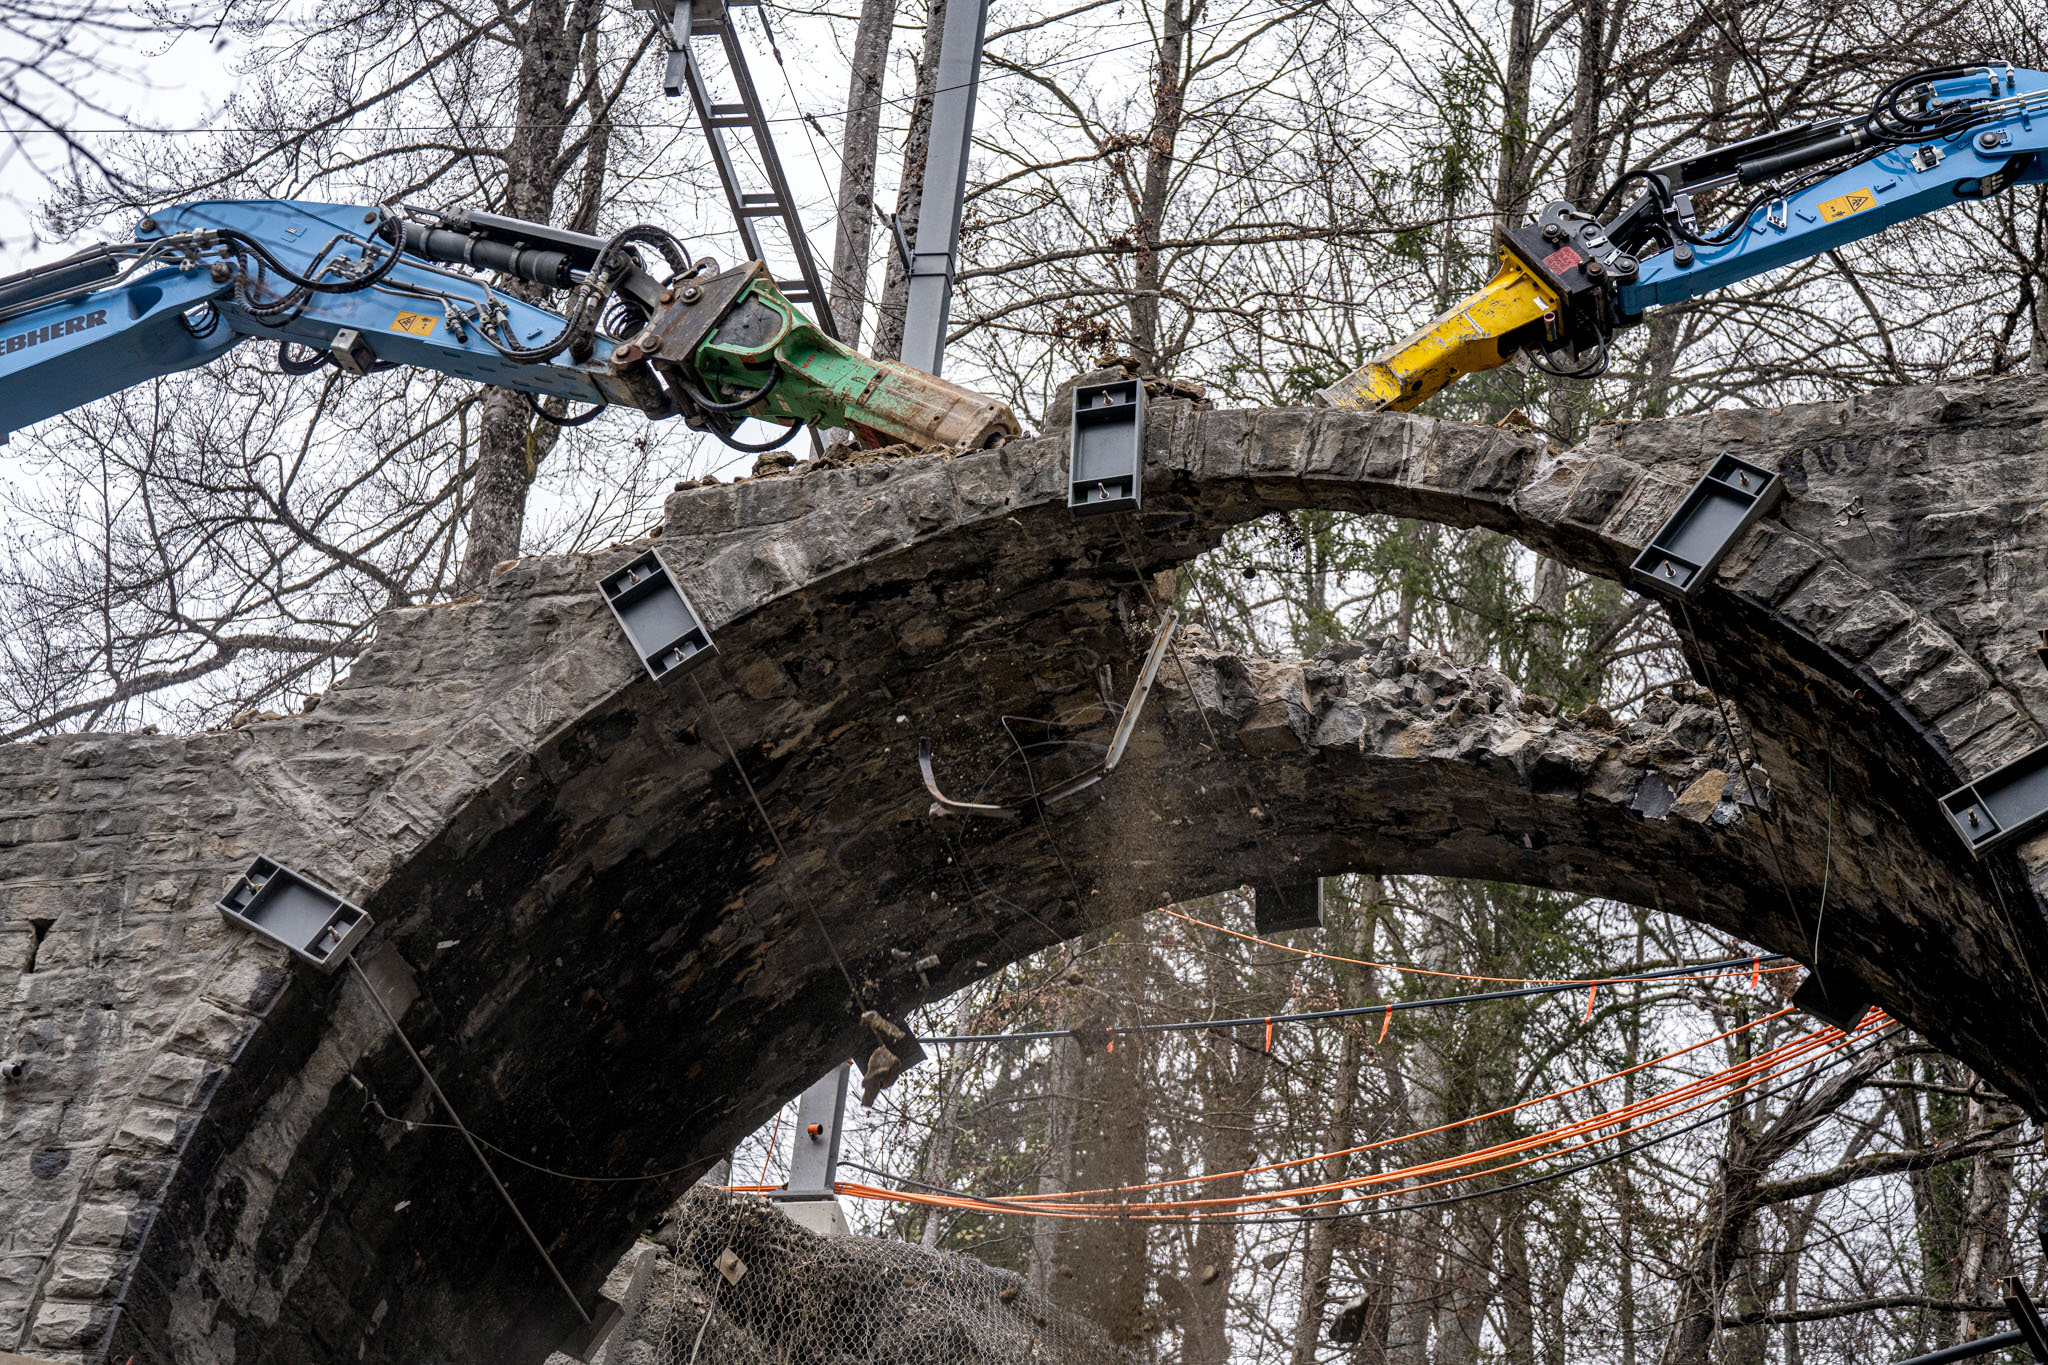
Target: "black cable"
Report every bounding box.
[482,222,687,366]
[214,210,406,295]
[177,301,223,339]
[524,391,608,427]
[690,674,868,1015]
[699,416,802,454]
[918,953,1792,1044]
[681,370,779,414]
[276,340,330,374]
[1529,332,1610,379]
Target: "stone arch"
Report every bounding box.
[1,375,2044,1364]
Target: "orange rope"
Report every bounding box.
[1016,1014,1864,1214]
[1087,1019,1877,1215]
[1007,1004,1794,1202]
[847,1023,1843,1227]
[1159,905,1803,988]
[836,1014,1885,1223]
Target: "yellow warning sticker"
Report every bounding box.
[389,311,438,337]
[1818,188,1877,222]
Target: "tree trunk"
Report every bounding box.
[1127,0,1189,371]
[1028,1032,1079,1297]
[1067,1022,1150,1344]
[1181,956,1273,1365]
[829,0,901,346]
[1291,1025,1364,1365]
[1490,0,1539,232]
[1563,0,1608,205]
[457,0,608,588]
[1500,1211,1537,1365]
[919,1064,966,1248]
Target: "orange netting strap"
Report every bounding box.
[834,1013,1886,1222]
[1011,1004,1796,1201]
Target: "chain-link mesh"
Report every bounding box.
[603,1189,1136,1365]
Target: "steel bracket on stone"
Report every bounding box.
[921,608,1178,819]
[217,855,372,971]
[599,548,717,684]
[1630,452,1782,597]
[1254,878,1324,935]
[1789,969,1870,1032]
[767,1063,851,1235]
[553,1299,623,1363]
[1940,739,2048,858]
[1068,376,1145,516]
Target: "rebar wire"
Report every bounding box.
[346,955,592,1324]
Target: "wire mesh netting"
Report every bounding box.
[603,1188,1136,1365]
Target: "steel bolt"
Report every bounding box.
[1583,259,1605,278]
[1977,130,2007,151]
[660,286,677,304]
[680,286,702,303]
[137,217,158,234]
[208,261,235,284]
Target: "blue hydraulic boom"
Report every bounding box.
[0,199,1019,448]
[4,64,2043,440]
[1321,63,2048,411]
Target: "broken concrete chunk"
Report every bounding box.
[1670,769,1732,823]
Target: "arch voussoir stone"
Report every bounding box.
[1,374,2046,1365]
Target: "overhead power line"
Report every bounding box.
[916,952,1794,1045]
[1159,902,1801,986]
[10,0,1327,138]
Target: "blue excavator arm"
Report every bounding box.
[1321,63,2048,411]
[0,198,1019,448]
[1621,67,2048,313]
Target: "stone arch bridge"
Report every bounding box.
[4,374,2048,1364]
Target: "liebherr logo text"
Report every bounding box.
[4,310,108,355]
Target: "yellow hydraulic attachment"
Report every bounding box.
[1317,249,1562,412]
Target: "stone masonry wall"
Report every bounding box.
[0,374,2043,1364]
